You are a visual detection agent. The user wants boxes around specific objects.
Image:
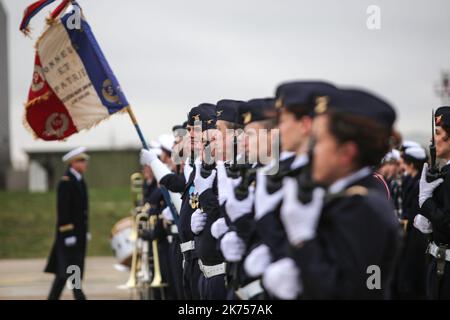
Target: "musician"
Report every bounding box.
[263,83,401,299]
[45,147,90,300]
[157,133,185,300]
[416,106,450,299]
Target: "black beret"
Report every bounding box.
[435,106,450,127]
[187,103,217,131]
[237,98,276,125]
[275,81,339,116]
[215,99,244,123]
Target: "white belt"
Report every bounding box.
[198,260,226,278]
[235,279,264,300]
[170,224,179,234]
[427,242,450,261]
[180,240,195,253]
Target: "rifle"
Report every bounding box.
[296,138,318,204]
[426,109,445,182]
[226,133,242,179]
[200,129,216,178]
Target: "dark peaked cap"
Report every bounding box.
[237,98,276,126]
[216,99,244,123]
[187,103,217,131]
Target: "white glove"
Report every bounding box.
[211,217,229,239]
[244,244,272,278]
[419,163,444,208]
[191,209,207,235]
[254,169,284,220]
[183,160,194,181]
[280,178,325,245]
[140,148,158,166]
[224,178,254,222]
[162,207,174,222]
[263,258,302,300]
[64,236,77,247]
[216,161,241,206]
[194,161,216,195]
[86,232,91,241]
[220,231,246,262]
[413,214,433,234]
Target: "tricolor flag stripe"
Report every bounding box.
[19,0,57,33]
[25,54,78,139]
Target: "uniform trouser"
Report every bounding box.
[182,254,201,300]
[198,273,227,300]
[168,238,185,299]
[48,276,86,300]
[156,240,175,300]
[426,258,450,299]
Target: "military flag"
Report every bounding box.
[21,0,130,141]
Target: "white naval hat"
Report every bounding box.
[62,146,89,162]
[148,140,162,156]
[158,134,175,153]
[383,149,401,163]
[403,146,427,161]
[402,140,421,150]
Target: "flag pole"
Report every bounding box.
[126,106,149,150]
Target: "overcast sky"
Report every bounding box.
[2,0,450,167]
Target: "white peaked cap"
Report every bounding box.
[62,146,89,162]
[383,149,401,162]
[402,140,421,150]
[148,140,162,156]
[404,146,427,160]
[158,134,175,153]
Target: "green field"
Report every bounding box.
[0,188,133,259]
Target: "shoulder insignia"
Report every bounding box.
[59,224,74,233]
[61,176,70,181]
[344,185,369,197]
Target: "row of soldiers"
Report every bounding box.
[137,80,450,300]
[44,79,450,300]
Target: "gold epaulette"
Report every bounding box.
[59,224,74,233]
[61,176,70,181]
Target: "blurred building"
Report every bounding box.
[26,148,142,191]
[0,1,10,190]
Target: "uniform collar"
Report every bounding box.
[291,154,308,170]
[447,160,450,165]
[328,167,372,194]
[69,167,82,181]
